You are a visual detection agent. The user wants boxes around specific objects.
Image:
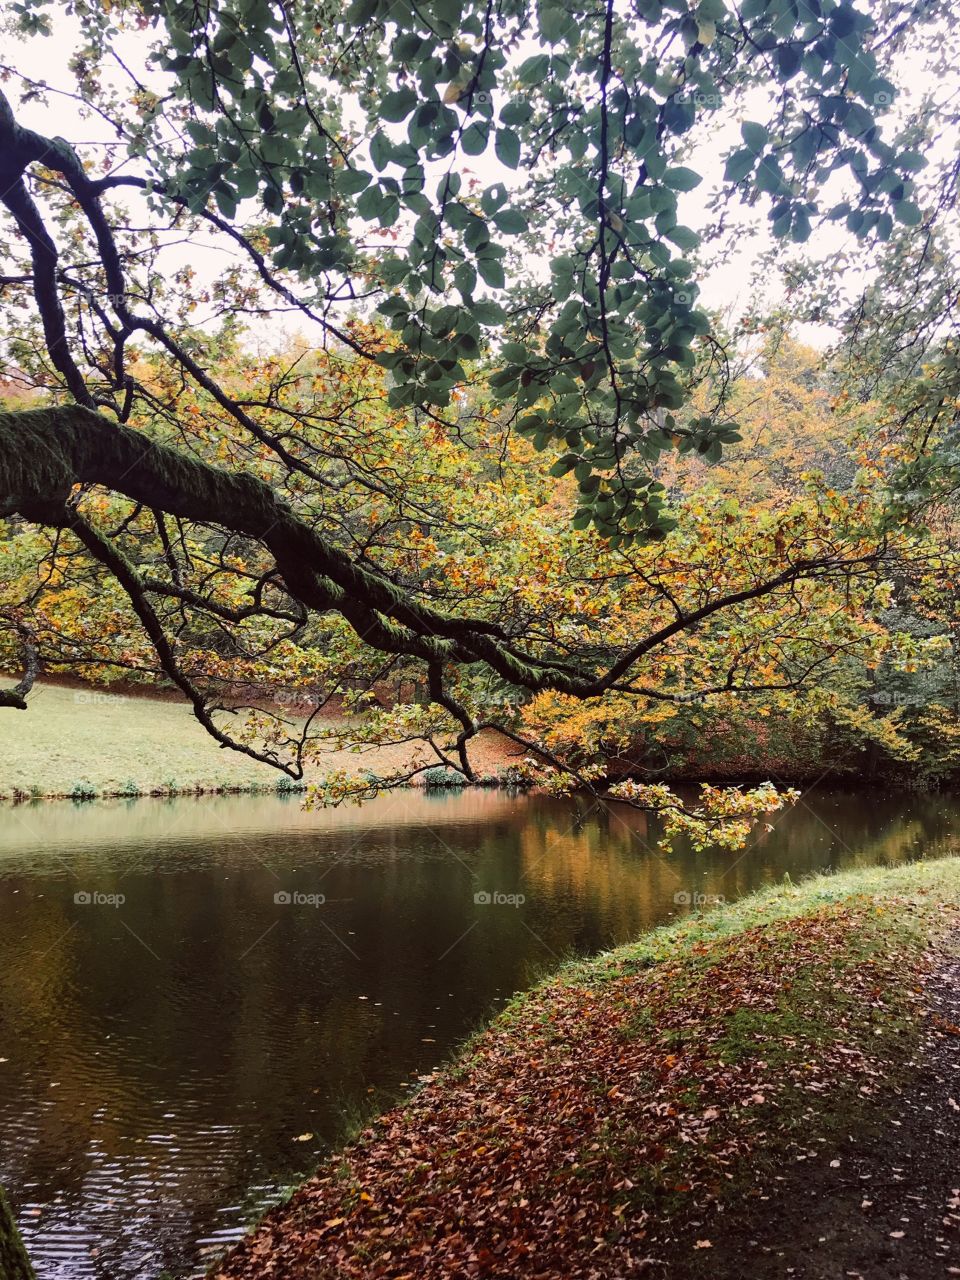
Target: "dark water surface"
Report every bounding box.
[1,786,958,1278]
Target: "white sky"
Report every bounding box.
[2,7,951,355]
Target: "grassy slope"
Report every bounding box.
[214,857,960,1280]
[0,681,510,800]
[1,681,271,799]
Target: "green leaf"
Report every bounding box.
[875,211,893,241]
[540,2,571,43]
[337,167,372,195]
[471,299,506,324]
[387,381,416,407]
[893,199,922,227]
[501,341,528,361]
[666,224,699,251]
[437,171,460,200]
[830,3,859,38]
[477,256,506,288]
[213,183,237,219]
[549,455,578,477]
[791,128,818,170]
[493,207,527,234]
[393,32,424,60]
[463,216,490,251]
[843,102,874,138]
[455,261,477,299]
[790,209,812,242]
[495,128,521,169]
[741,121,768,154]
[516,412,545,432]
[356,185,384,219]
[775,44,802,78]
[663,166,702,192]
[519,54,550,84]
[461,121,490,155]
[501,99,533,127]
[346,0,378,20]
[370,131,392,171]
[234,167,259,199]
[725,148,755,183]
[755,155,783,193]
[380,257,409,287]
[380,87,418,123]
[432,0,463,30]
[767,207,788,239]
[480,184,509,214]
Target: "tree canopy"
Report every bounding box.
[0,0,957,835]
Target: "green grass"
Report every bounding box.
[1,680,512,801]
[446,857,960,1078]
[556,856,960,983]
[0,681,290,800]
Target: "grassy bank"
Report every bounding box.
[0,681,511,801]
[214,857,960,1280]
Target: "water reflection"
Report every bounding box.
[0,787,957,1277]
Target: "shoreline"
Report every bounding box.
[212,857,960,1279]
[2,680,948,804]
[0,768,944,806]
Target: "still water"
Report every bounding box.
[1,786,958,1278]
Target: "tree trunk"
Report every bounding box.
[0,1186,36,1280]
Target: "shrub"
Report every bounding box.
[274,775,305,793]
[422,766,466,790]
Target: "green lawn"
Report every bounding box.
[0,680,511,800]
[0,682,283,799]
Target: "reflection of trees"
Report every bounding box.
[0,789,529,859]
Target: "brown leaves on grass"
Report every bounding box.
[214,903,941,1280]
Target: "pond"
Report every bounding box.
[1,785,958,1278]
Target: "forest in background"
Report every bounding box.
[5,319,960,793]
[2,0,960,847]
